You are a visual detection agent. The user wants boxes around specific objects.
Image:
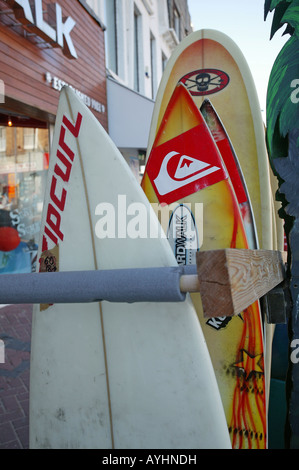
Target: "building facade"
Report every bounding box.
[0,0,191,274]
[86,0,192,179]
[0,0,107,273]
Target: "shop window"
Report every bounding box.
[174,6,181,41]
[0,117,49,274]
[150,32,157,99]
[105,0,118,74]
[162,52,167,73]
[134,6,142,93]
[0,127,6,152]
[138,150,146,179]
[23,127,36,150]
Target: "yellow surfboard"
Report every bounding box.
[142,84,267,449]
[145,28,284,420]
[147,29,279,252]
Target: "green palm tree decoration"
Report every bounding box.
[265,0,299,216]
[265,0,299,449]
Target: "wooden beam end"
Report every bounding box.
[196,249,286,319]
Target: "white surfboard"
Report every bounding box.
[29,86,231,449]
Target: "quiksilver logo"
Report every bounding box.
[154,151,221,197]
[146,125,228,204]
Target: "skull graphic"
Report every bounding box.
[180,69,230,96]
[195,73,211,92]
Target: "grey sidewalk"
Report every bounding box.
[0,304,32,449]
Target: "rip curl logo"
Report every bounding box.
[146,125,227,204]
[180,69,230,96]
[41,112,82,252]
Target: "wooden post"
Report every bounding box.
[195,249,287,318]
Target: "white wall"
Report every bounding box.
[86,0,176,100]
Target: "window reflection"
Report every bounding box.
[0,120,49,274]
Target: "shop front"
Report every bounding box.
[0,0,107,273]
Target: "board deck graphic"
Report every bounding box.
[147,124,228,205]
[142,84,267,449]
[145,27,283,425]
[29,86,231,449]
[180,69,230,96]
[146,29,275,253]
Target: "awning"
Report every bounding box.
[107,76,154,149]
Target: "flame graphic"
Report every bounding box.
[142,84,267,449]
[227,193,266,449]
[229,306,266,449]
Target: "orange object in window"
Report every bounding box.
[43,152,49,170]
[7,173,16,200]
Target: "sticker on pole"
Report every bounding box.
[146,125,227,204]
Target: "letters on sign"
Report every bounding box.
[7,0,78,59]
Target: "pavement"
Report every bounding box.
[0,303,288,450]
[0,304,32,449]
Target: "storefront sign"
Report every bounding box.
[45,72,106,114]
[7,0,78,59]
